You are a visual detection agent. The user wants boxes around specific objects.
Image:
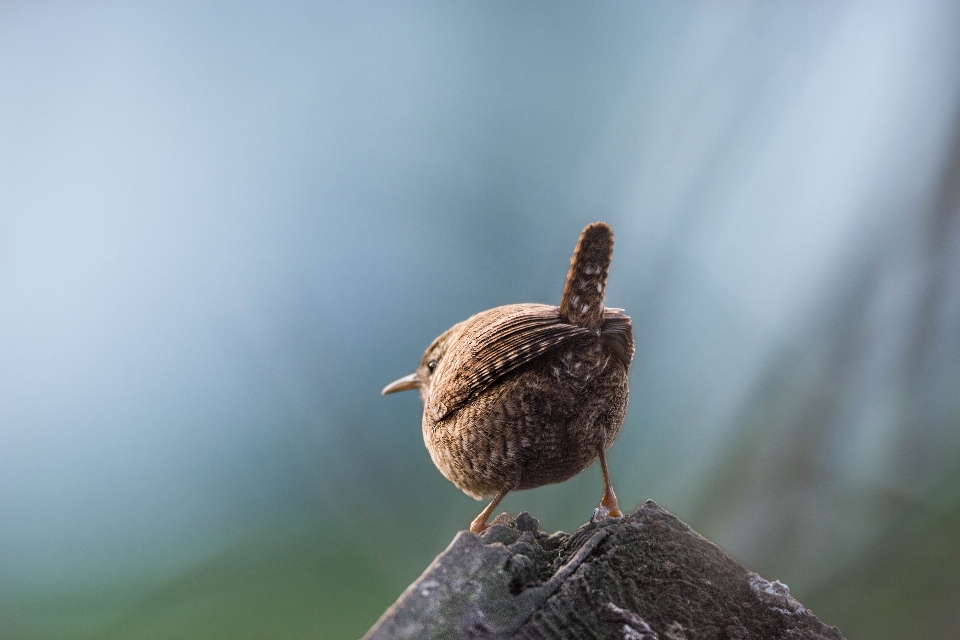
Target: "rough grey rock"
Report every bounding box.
[364,501,845,640]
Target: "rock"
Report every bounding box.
[363,501,845,640]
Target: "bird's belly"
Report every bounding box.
[422,355,628,499]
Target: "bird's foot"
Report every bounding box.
[470,489,511,534]
[596,449,623,520]
[470,511,513,534]
[605,503,624,518]
[592,505,612,522]
[469,514,488,534]
[491,512,512,527]
[594,485,623,522]
[592,503,624,523]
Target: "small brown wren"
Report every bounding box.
[382,222,633,533]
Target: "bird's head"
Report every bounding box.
[381,321,463,403]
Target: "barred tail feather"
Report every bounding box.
[559,222,613,331]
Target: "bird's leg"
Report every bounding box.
[597,448,623,518]
[470,487,510,534]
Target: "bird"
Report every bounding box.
[382,222,633,533]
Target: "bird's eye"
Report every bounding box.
[427,359,437,372]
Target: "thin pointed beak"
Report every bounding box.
[382,372,420,395]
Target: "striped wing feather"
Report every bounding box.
[600,309,634,367]
[428,304,633,421]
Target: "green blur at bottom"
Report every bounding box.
[1,530,406,640]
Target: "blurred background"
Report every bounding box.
[2,1,959,638]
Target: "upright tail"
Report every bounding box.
[559,222,614,332]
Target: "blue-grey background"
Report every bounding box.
[3,2,960,638]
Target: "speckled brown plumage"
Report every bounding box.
[383,222,633,532]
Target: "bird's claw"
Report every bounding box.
[593,499,623,522]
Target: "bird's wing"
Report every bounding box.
[428,304,633,421]
[427,304,587,421]
[601,308,634,367]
